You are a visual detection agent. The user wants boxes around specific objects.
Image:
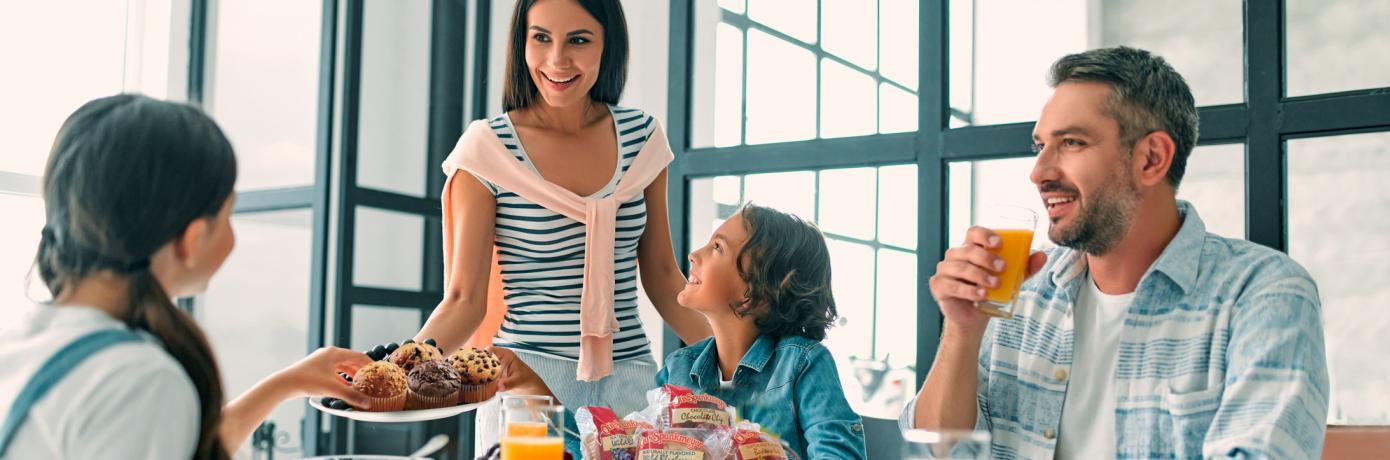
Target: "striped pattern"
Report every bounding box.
[477,105,656,362]
[901,202,1329,459]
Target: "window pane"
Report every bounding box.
[874,248,917,372]
[198,209,312,456]
[0,1,130,176]
[879,83,917,134]
[1178,144,1244,240]
[822,0,876,70]
[351,305,424,351]
[879,0,918,90]
[818,168,877,240]
[354,207,424,291]
[823,239,875,414]
[718,0,745,14]
[951,0,1242,126]
[713,23,744,147]
[1287,0,1390,96]
[746,29,817,144]
[744,171,816,220]
[713,175,742,205]
[948,157,1051,246]
[747,0,817,43]
[820,60,877,139]
[357,0,431,198]
[1288,131,1390,425]
[210,0,321,191]
[0,194,46,311]
[878,164,917,249]
[692,0,918,147]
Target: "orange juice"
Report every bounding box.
[500,436,564,459]
[506,421,550,437]
[978,228,1034,318]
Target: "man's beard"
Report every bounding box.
[1047,167,1140,255]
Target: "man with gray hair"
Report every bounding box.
[902,46,1328,459]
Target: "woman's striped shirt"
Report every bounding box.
[473,105,658,362]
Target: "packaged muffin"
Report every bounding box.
[648,385,733,430]
[578,406,653,460]
[352,361,407,412]
[729,429,788,460]
[447,347,501,403]
[635,429,708,460]
[389,341,442,372]
[405,359,462,410]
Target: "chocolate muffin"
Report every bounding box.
[405,359,462,410]
[351,361,407,412]
[448,347,501,403]
[389,342,442,372]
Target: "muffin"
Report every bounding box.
[448,347,501,403]
[389,341,441,371]
[352,361,407,412]
[405,359,462,410]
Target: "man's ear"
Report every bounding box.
[1134,131,1176,188]
[172,218,209,268]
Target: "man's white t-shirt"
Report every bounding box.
[0,305,200,459]
[1056,273,1134,460]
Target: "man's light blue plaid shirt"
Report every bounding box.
[902,202,1329,459]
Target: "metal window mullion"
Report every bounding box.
[915,0,949,387]
[815,0,822,139]
[471,0,492,122]
[1244,0,1285,251]
[187,0,208,104]
[301,0,338,454]
[327,0,364,454]
[666,0,695,355]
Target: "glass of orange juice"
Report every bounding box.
[500,395,565,460]
[974,206,1038,319]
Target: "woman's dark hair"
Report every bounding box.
[34,94,236,460]
[731,203,838,341]
[502,0,629,112]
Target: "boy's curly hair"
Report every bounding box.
[731,203,838,341]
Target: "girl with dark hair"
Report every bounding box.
[414,0,710,450]
[656,203,868,459]
[0,94,372,459]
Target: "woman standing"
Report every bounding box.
[414,0,709,433]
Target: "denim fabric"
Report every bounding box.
[659,335,867,459]
[900,201,1329,459]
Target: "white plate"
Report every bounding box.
[309,395,495,423]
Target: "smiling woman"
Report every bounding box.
[412,0,711,456]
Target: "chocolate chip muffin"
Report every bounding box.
[447,347,501,403]
[389,341,442,372]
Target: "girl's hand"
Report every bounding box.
[489,347,556,399]
[273,347,374,409]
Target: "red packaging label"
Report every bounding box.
[636,431,705,460]
[662,385,731,428]
[732,430,788,460]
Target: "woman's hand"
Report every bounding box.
[271,347,374,409]
[490,347,556,399]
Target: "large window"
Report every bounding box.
[672,1,1390,448]
[681,0,924,424]
[0,0,184,311]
